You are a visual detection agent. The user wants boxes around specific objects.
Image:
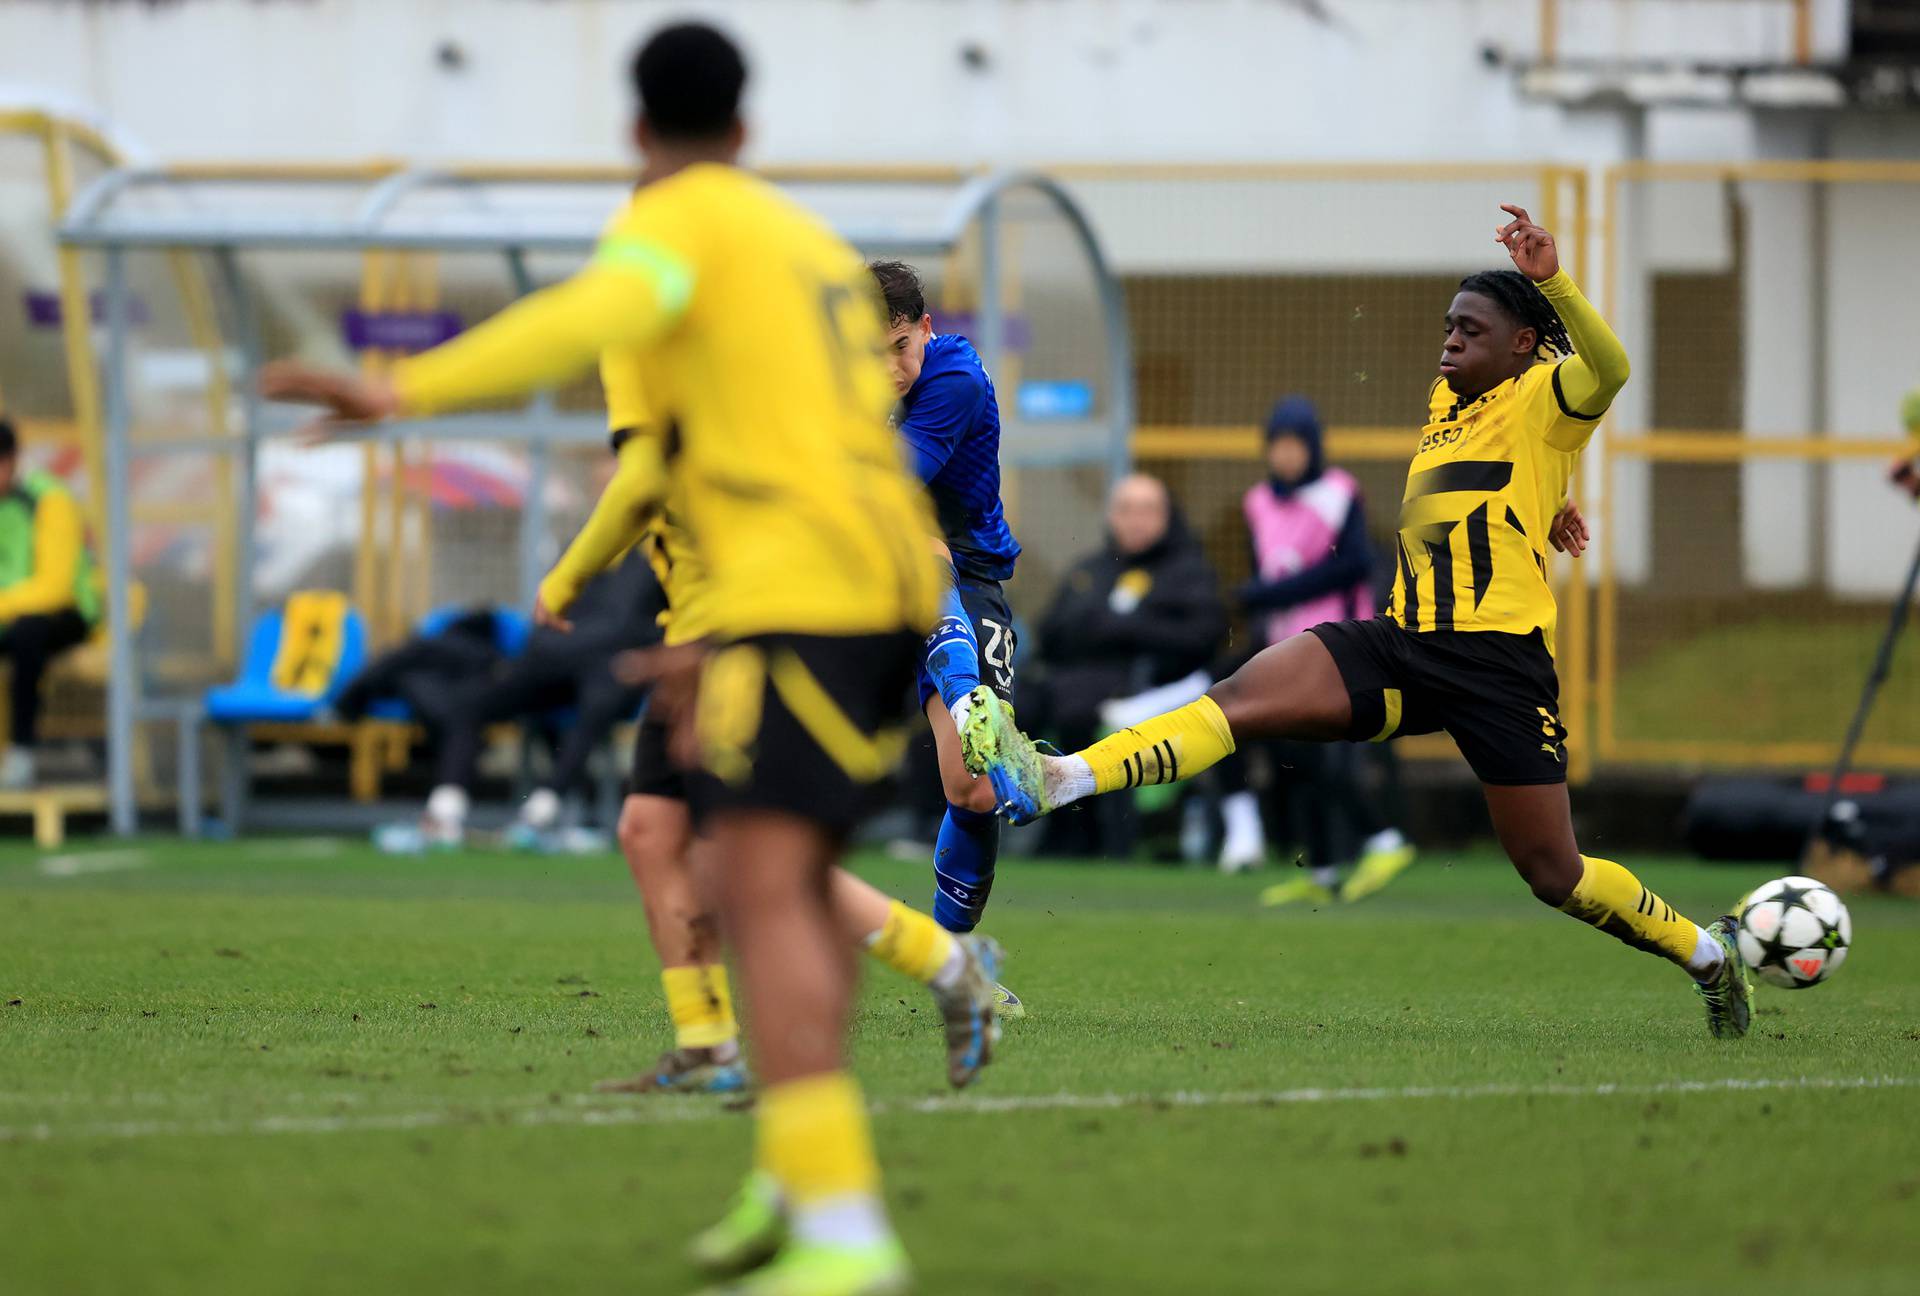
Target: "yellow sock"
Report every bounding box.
[1082,696,1235,795]
[756,1071,880,1203]
[661,964,737,1051]
[1558,855,1704,968]
[865,899,958,986]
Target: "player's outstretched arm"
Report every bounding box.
[393,255,687,415]
[536,432,670,628]
[263,243,693,441]
[1495,204,1629,423]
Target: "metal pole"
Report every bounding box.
[976,196,1004,397]
[506,247,552,611]
[215,249,261,661]
[1810,525,1920,836]
[102,249,138,836]
[1098,237,1135,487]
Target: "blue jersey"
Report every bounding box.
[896,334,1020,582]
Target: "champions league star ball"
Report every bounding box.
[1736,876,1852,990]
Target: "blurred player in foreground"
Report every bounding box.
[968,205,1756,1041]
[581,350,1003,1100]
[264,22,948,1295]
[868,260,1024,1014]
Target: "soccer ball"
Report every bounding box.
[1736,875,1851,990]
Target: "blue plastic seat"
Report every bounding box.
[204,603,369,725]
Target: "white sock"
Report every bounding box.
[425,784,469,828]
[928,938,969,994]
[520,787,561,830]
[790,1194,892,1249]
[1311,864,1341,889]
[1220,792,1264,845]
[1048,754,1097,806]
[1098,670,1212,732]
[1685,924,1725,982]
[707,1037,741,1065]
[1362,827,1407,855]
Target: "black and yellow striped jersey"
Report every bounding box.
[1387,270,1627,657]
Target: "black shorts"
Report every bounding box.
[698,631,922,835]
[1307,616,1569,786]
[625,705,720,812]
[916,573,1016,709]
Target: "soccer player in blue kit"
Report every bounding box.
[869,260,1026,1016]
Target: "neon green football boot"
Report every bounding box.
[689,1171,787,1277]
[692,1237,912,1296]
[1259,876,1335,908]
[1340,833,1417,903]
[1693,914,1753,1040]
[960,687,1053,825]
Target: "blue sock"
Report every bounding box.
[931,803,1001,933]
[922,577,982,715]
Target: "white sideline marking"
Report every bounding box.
[0,1074,1912,1145]
[253,838,349,859]
[36,849,151,877]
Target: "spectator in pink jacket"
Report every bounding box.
[1233,397,1416,905]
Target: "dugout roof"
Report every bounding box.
[58,165,1132,837]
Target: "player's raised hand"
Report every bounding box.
[532,589,573,634]
[1549,501,1589,557]
[259,360,402,444]
[1496,204,1560,283]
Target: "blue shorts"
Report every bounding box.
[916,573,1017,709]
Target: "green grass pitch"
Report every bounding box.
[4,838,1919,1294]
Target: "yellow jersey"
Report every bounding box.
[1387,269,1627,656]
[598,348,713,647]
[395,163,941,641]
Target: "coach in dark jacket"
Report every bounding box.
[1019,473,1227,856]
[1026,472,1227,745]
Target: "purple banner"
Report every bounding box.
[931,311,1031,354]
[23,289,149,329]
[341,309,464,353]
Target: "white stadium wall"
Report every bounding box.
[0,0,1853,169]
[2,0,1917,595]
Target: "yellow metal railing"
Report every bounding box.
[1537,0,1815,67]
[1595,159,1920,771]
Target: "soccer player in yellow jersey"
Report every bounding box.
[586,351,1004,1101]
[968,204,1756,1041]
[263,23,946,1295]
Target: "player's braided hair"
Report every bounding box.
[1457,269,1573,359]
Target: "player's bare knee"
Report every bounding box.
[616,799,655,860]
[1511,846,1580,907]
[949,773,997,815]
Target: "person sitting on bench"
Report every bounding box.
[414,547,663,846]
[0,418,100,790]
